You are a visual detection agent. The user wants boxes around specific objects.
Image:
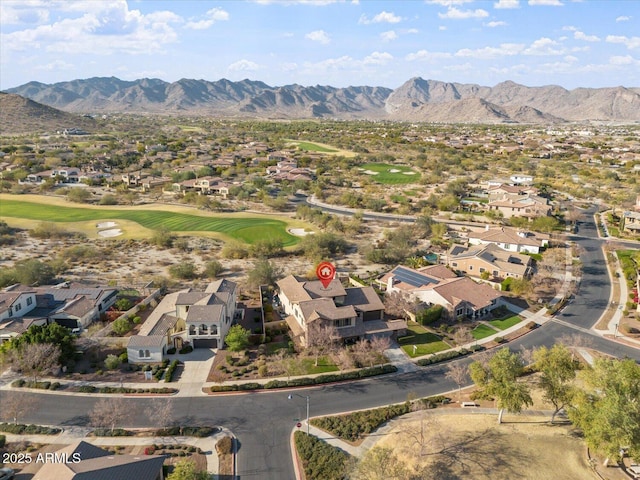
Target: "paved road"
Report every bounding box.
[2,205,640,480]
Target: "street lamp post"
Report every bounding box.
[614,323,619,338]
[288,393,310,434]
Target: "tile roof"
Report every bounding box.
[432,277,501,310]
[186,304,224,323]
[343,286,385,312]
[469,226,549,247]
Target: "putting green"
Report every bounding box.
[0,199,299,246]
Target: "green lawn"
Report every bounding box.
[0,199,298,246]
[398,322,450,358]
[360,163,420,185]
[300,357,339,374]
[471,324,498,340]
[292,141,338,153]
[488,315,522,330]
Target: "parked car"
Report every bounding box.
[0,467,15,480]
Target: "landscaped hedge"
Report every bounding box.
[209,364,397,393]
[77,385,176,394]
[310,395,450,442]
[164,360,180,383]
[11,379,62,390]
[294,431,350,480]
[416,345,485,366]
[92,428,132,437]
[155,426,219,437]
[0,423,61,435]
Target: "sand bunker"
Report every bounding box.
[97,221,117,229]
[402,171,417,175]
[289,228,312,236]
[389,169,401,173]
[98,228,122,237]
[363,170,379,175]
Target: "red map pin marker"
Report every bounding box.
[316,261,336,289]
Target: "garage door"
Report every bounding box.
[193,338,218,349]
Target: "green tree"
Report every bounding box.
[533,344,577,424]
[247,258,282,289]
[469,348,532,424]
[0,323,75,366]
[204,260,224,278]
[112,317,133,336]
[66,188,92,203]
[169,262,198,280]
[225,325,250,352]
[14,259,55,286]
[568,358,640,465]
[151,227,175,249]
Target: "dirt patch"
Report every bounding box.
[375,413,594,480]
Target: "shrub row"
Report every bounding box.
[209,364,397,392]
[155,426,218,437]
[77,385,176,394]
[12,379,62,390]
[416,345,484,366]
[294,431,351,480]
[164,360,180,383]
[310,395,450,443]
[0,423,61,435]
[92,428,132,437]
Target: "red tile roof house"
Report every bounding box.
[277,275,406,347]
[467,225,549,254]
[378,265,504,320]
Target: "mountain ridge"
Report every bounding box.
[5,77,640,124]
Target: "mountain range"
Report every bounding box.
[5,77,640,124]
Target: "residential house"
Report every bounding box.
[127,290,186,363]
[487,184,539,202]
[467,226,549,254]
[445,243,532,280]
[621,211,640,234]
[0,283,117,332]
[172,176,230,197]
[277,275,405,346]
[128,279,238,363]
[510,174,534,185]
[378,265,503,319]
[32,441,165,480]
[487,193,551,219]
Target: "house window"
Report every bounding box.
[211,325,218,335]
[452,262,458,267]
[200,324,208,335]
[26,297,33,306]
[456,308,464,316]
[189,325,196,335]
[333,318,352,328]
[493,271,499,276]
[15,303,22,311]
[138,349,151,359]
[468,266,473,271]
[479,268,485,273]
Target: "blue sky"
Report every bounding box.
[1,0,638,90]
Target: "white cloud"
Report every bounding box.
[406,28,419,34]
[523,37,566,55]
[616,15,631,22]
[606,35,640,50]
[574,31,600,42]
[185,7,229,30]
[494,0,519,8]
[228,59,260,71]
[1,2,182,55]
[302,55,353,73]
[426,0,475,5]
[610,55,639,66]
[405,49,452,61]
[563,55,578,63]
[455,43,524,58]
[359,11,402,24]
[438,7,489,19]
[281,62,298,71]
[363,51,393,65]
[34,59,74,71]
[528,0,563,5]
[562,25,577,31]
[0,2,49,25]
[485,21,507,27]
[380,30,398,42]
[305,30,331,44]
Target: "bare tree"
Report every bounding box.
[334,348,355,371]
[305,321,339,367]
[145,398,174,432]
[352,339,371,367]
[558,333,594,361]
[445,363,469,402]
[90,397,131,434]
[451,326,473,350]
[368,336,392,367]
[0,392,39,425]
[383,291,418,319]
[405,414,445,457]
[9,343,61,382]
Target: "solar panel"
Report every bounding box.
[394,266,438,288]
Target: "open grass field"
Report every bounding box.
[489,315,523,330]
[399,322,450,357]
[0,197,300,246]
[290,141,337,153]
[472,323,498,340]
[360,163,420,185]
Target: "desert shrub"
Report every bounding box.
[112,317,133,335]
[258,365,268,377]
[179,345,193,354]
[167,347,176,355]
[119,352,128,363]
[104,354,120,370]
[165,360,179,382]
[216,436,233,455]
[417,349,469,366]
[294,431,351,480]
